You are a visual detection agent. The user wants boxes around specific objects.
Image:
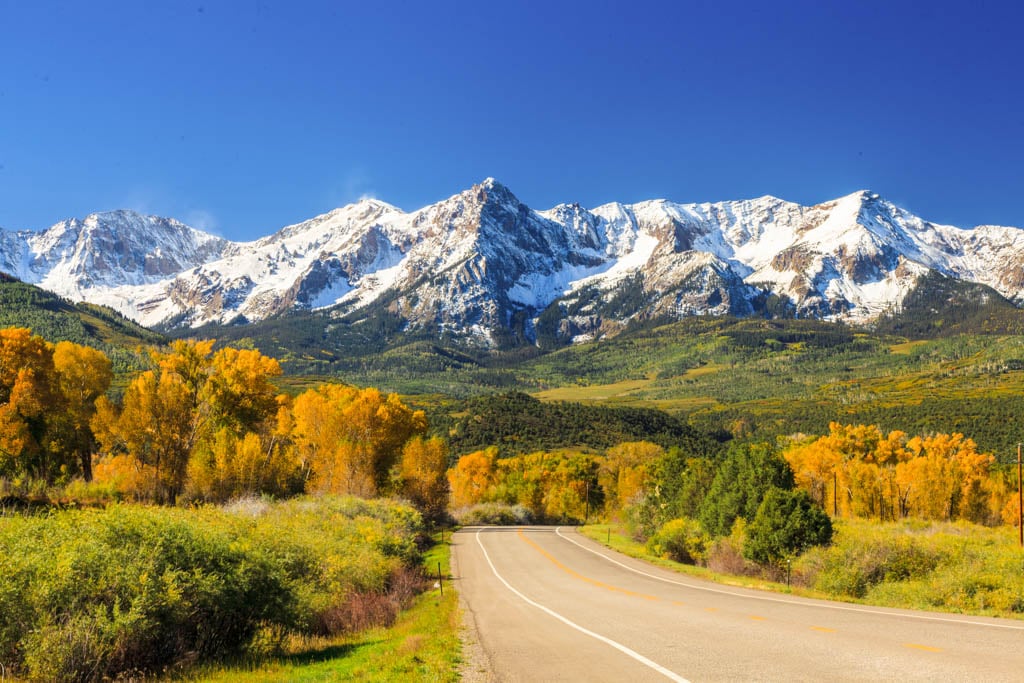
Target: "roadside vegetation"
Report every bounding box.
[0,326,456,681]
[4,310,1024,679]
[582,517,1024,619]
[0,496,433,681]
[195,532,460,683]
[446,427,1024,620]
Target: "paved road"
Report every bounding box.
[451,526,1024,682]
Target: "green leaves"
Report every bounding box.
[0,496,424,681]
[698,443,794,538]
[743,488,833,566]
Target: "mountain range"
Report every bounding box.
[3,179,1023,346]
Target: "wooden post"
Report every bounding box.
[1017,443,1022,548]
[833,471,838,517]
[438,562,443,596]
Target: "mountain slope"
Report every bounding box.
[3,181,1024,347]
[0,275,165,371]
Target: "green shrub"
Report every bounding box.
[806,521,948,599]
[743,488,832,566]
[647,517,709,564]
[0,496,424,681]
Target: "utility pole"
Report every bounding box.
[833,471,838,517]
[584,480,590,525]
[1018,443,1022,548]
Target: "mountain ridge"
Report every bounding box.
[3,179,1023,347]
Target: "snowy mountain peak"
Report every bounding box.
[3,183,1023,346]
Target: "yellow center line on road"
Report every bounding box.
[517,528,660,601]
[748,615,766,621]
[903,643,943,653]
[810,626,836,633]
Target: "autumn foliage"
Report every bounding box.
[0,328,445,514]
[783,422,1002,524]
[0,329,111,484]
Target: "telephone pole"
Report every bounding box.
[1017,443,1022,548]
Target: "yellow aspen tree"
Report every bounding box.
[206,347,282,431]
[91,370,194,504]
[53,341,112,481]
[602,441,661,512]
[400,436,450,522]
[290,386,343,491]
[899,435,960,520]
[784,437,842,510]
[0,329,68,482]
[448,447,498,508]
[0,403,31,476]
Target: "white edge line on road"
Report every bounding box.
[474,528,690,683]
[555,527,1024,631]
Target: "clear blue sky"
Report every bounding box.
[2,0,1022,240]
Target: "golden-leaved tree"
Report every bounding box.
[52,341,112,482]
[93,340,291,503]
[0,329,113,484]
[897,433,993,522]
[0,328,59,481]
[399,436,450,522]
[784,423,999,524]
[92,369,194,503]
[185,346,293,501]
[286,384,426,496]
[600,441,662,512]
[448,447,498,508]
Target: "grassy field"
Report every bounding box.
[194,534,461,683]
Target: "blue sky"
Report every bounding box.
[2,0,1022,240]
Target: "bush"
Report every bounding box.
[743,488,832,565]
[0,496,425,681]
[705,518,760,576]
[646,518,709,565]
[805,522,945,599]
[453,502,534,526]
[622,492,659,542]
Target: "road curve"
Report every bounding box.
[451,526,1024,682]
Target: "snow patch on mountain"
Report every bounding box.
[4,181,1024,344]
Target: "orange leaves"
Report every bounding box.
[448,447,498,508]
[399,436,450,521]
[449,448,600,522]
[602,441,661,511]
[287,384,427,497]
[187,428,297,501]
[2,328,432,505]
[92,369,194,503]
[53,341,113,481]
[896,433,993,523]
[206,347,282,431]
[784,423,1000,524]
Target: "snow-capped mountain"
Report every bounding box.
[3,179,1024,345]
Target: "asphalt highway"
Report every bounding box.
[451,526,1024,682]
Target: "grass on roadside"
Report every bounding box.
[581,520,1024,620]
[194,534,461,683]
[579,523,786,594]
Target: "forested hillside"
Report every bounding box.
[432,391,723,457]
[0,276,163,373]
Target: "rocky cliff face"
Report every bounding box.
[3,180,1024,346]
